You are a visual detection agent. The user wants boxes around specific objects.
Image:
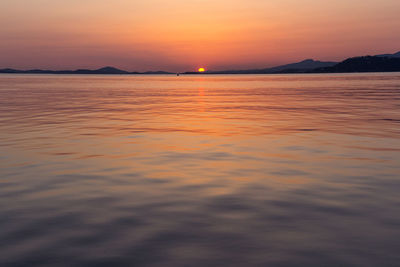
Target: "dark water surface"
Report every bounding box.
[0,73,400,266]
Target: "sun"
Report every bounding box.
[198,67,206,73]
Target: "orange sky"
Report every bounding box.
[1,0,399,72]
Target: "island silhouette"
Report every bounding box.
[1,51,399,75]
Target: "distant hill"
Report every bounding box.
[183,59,337,74]
[375,51,400,58]
[314,56,400,73]
[185,54,400,74]
[0,67,172,75]
[263,59,338,73]
[1,50,400,75]
[75,66,130,74]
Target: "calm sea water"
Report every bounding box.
[0,73,400,266]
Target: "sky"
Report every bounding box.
[1,0,400,72]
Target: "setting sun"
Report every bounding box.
[198,68,206,72]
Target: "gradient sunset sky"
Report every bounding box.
[1,0,399,72]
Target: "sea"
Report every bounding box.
[0,73,400,266]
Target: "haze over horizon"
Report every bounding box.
[1,0,400,72]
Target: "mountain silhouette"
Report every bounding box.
[314,56,400,73]
[376,51,400,58]
[72,67,131,74]
[263,59,337,73]
[184,52,400,74]
[89,66,129,74]
[0,67,170,75]
[195,59,337,74]
[1,51,400,75]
